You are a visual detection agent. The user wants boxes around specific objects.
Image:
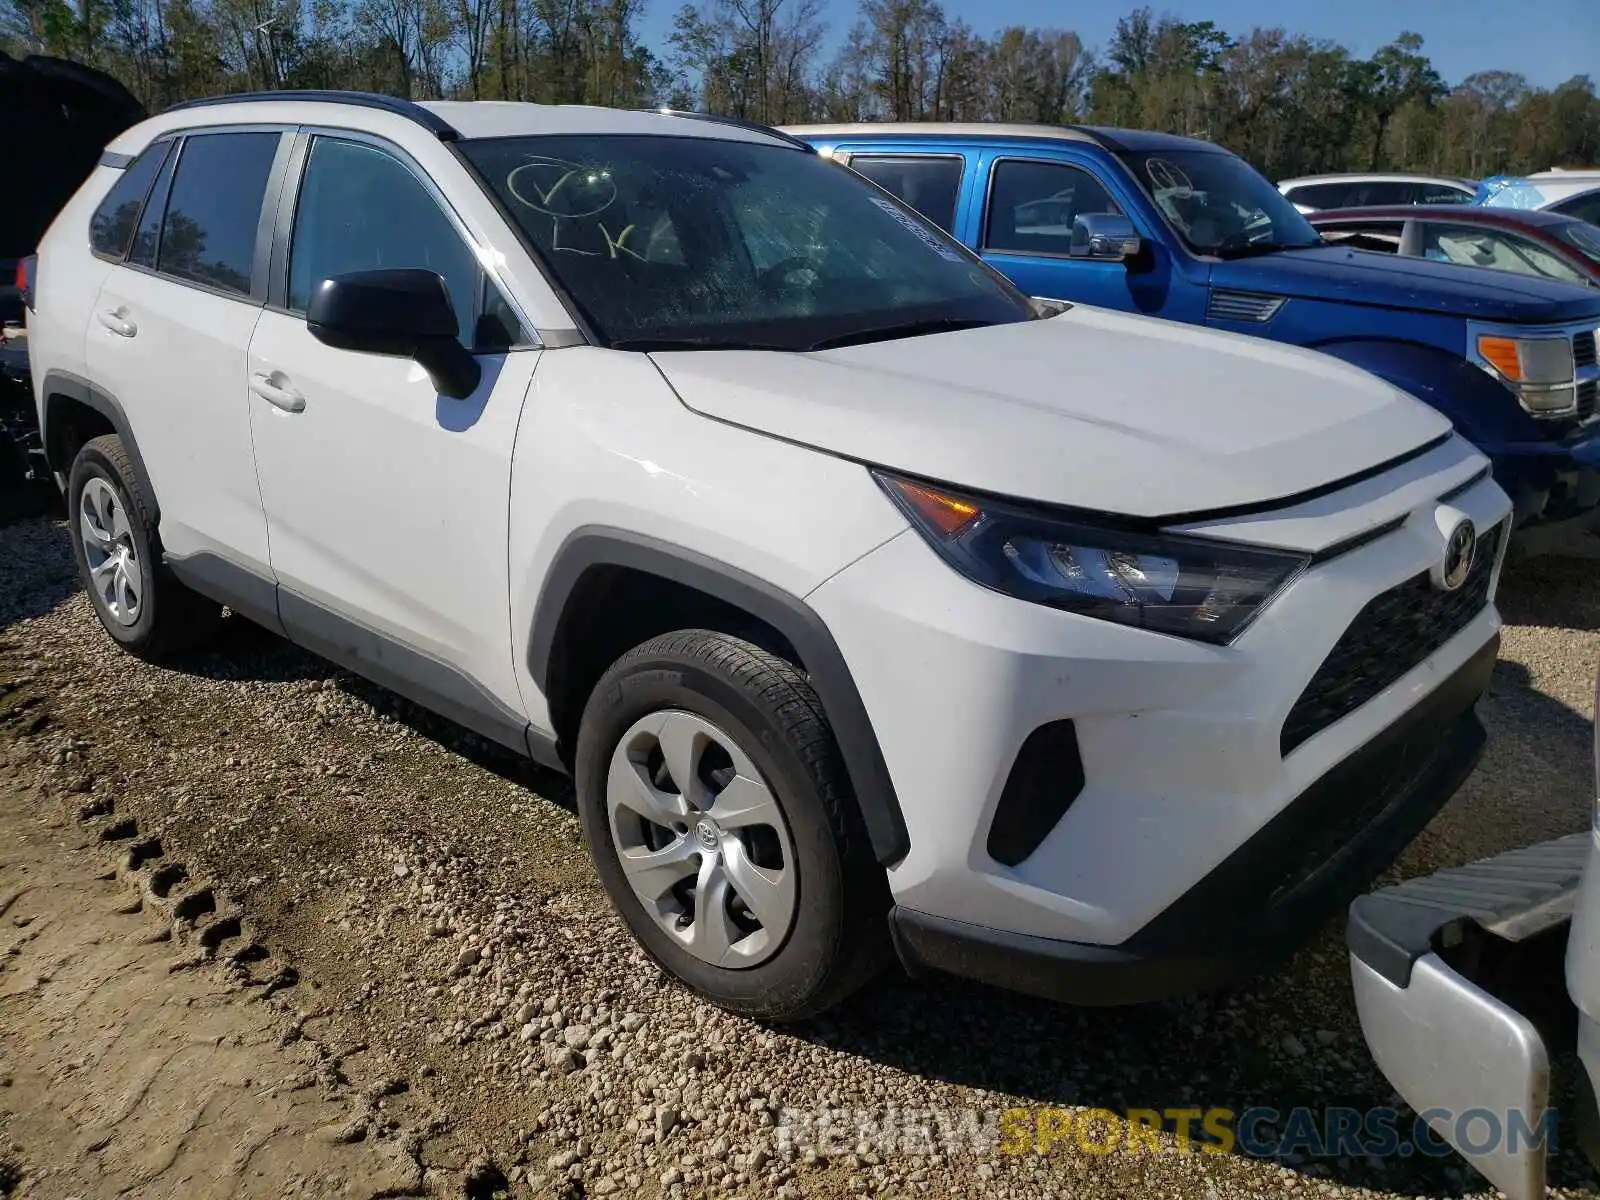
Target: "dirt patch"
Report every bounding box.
[0,760,439,1198]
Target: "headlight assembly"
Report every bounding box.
[1472,327,1580,416]
[877,472,1309,645]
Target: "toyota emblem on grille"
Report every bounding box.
[1434,517,1476,592]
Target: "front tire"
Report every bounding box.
[68,434,220,658]
[575,629,887,1020]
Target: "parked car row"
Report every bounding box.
[1277,171,1479,212]
[11,94,1600,1195]
[788,122,1600,534]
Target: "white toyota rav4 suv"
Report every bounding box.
[28,91,1513,1020]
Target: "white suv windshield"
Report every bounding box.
[1116,148,1323,258]
[461,134,1033,350]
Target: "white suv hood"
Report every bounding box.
[650,306,1451,519]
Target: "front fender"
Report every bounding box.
[1312,338,1535,445]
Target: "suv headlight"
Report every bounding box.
[1472,327,1579,416]
[877,472,1309,645]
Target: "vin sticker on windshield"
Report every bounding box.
[868,197,965,261]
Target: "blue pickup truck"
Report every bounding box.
[787,122,1600,534]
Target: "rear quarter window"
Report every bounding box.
[89,143,170,260]
[846,156,965,234]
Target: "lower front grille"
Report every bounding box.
[1281,522,1502,755]
[1579,379,1597,422]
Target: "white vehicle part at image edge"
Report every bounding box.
[1346,657,1600,1200]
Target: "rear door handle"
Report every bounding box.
[96,308,137,337]
[249,372,305,413]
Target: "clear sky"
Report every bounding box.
[642,0,1599,91]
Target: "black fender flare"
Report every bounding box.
[39,369,159,520]
[528,527,910,867]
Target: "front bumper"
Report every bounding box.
[809,435,1509,962]
[893,635,1494,1004]
[1346,833,1597,1200]
[1487,431,1600,533]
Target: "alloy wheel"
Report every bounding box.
[78,477,142,627]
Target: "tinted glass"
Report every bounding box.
[1418,182,1473,204]
[1357,181,1411,205]
[462,134,1030,351]
[1558,221,1600,269]
[848,156,964,233]
[89,143,169,259]
[1118,149,1320,256]
[1318,223,1403,252]
[158,132,279,296]
[1422,224,1588,284]
[290,137,486,343]
[1554,192,1600,226]
[1282,182,1354,211]
[128,145,178,269]
[984,160,1121,256]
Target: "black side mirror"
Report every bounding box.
[306,269,482,399]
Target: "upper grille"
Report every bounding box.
[1282,522,1503,755]
[1575,329,1596,370]
[1207,290,1286,323]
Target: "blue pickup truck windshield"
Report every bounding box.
[1115,149,1323,259]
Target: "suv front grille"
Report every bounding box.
[1580,379,1597,422]
[1281,522,1503,755]
[1576,329,1596,370]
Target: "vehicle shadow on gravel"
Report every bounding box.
[1499,553,1600,632]
[0,508,78,632]
[163,608,577,810]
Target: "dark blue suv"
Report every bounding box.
[788,123,1600,535]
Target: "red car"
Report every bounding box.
[1307,204,1600,289]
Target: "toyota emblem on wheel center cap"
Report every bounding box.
[1430,506,1476,593]
[694,820,720,852]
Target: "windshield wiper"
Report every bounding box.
[804,318,997,352]
[1212,240,1324,260]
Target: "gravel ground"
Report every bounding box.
[1,509,1599,1200]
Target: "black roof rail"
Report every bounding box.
[640,108,815,153]
[163,90,459,141]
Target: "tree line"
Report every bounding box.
[4,0,1598,180]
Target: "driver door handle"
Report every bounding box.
[249,372,305,413]
[96,308,137,337]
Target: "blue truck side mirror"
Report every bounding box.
[1070,213,1142,262]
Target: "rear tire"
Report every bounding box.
[575,629,888,1021]
[67,434,221,658]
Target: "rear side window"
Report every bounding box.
[1422,223,1588,285]
[1418,182,1472,204]
[848,156,964,234]
[157,132,280,296]
[1282,182,1353,211]
[89,144,170,259]
[1356,181,1410,206]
